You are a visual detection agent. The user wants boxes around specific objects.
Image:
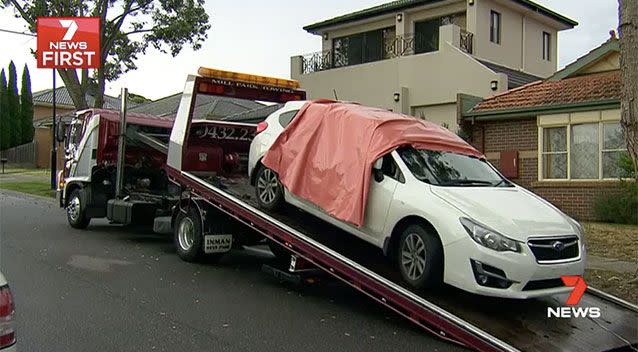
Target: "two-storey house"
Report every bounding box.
[290,0,577,130]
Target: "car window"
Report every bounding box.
[398,147,508,187]
[381,154,404,182]
[278,110,299,128]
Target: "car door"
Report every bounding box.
[361,153,402,240]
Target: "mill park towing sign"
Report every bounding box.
[37,17,100,68]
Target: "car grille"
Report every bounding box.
[527,236,579,263]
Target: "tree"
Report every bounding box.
[7,61,21,148]
[1,0,211,109]
[619,0,637,178]
[20,64,34,144]
[0,69,7,151]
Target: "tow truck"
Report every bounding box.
[58,68,638,352]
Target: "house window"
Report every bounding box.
[542,31,551,61]
[415,18,441,54]
[542,127,567,179]
[332,27,392,67]
[540,122,626,180]
[490,10,501,44]
[414,13,465,54]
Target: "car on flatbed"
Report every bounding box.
[248,100,586,299]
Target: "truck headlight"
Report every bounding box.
[460,217,520,252]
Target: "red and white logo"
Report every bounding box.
[547,276,601,318]
[37,17,100,69]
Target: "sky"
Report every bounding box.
[0,0,620,101]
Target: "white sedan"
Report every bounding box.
[248,101,586,299]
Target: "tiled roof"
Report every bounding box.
[303,0,576,33]
[130,93,264,119]
[469,70,620,113]
[222,103,284,123]
[477,60,542,89]
[32,87,127,110]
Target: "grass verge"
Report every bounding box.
[585,269,638,304]
[584,222,638,262]
[0,181,55,198]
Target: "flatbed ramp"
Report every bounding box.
[170,170,638,352]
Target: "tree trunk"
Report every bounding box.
[619,0,638,176]
[56,69,89,110]
[94,67,105,108]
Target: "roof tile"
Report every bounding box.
[470,70,620,113]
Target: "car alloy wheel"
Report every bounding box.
[257,168,280,205]
[401,233,427,281]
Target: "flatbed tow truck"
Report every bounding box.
[59,68,638,352]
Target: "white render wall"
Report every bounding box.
[293,28,508,128]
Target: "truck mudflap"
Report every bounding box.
[167,168,638,352]
[203,234,233,253]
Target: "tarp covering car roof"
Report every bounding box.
[262,100,484,227]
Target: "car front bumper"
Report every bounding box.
[443,235,586,299]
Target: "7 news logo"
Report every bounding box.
[547,275,601,318]
[37,17,100,69]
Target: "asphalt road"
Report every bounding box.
[0,190,463,352]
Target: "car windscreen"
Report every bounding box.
[398,147,509,187]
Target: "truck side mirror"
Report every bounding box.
[56,121,66,143]
[373,158,384,182]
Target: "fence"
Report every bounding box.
[0,141,36,166]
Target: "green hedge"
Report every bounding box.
[594,154,638,224]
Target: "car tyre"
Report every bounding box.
[397,224,443,290]
[255,166,284,211]
[66,189,90,229]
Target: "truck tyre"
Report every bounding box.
[174,207,206,262]
[66,189,90,229]
[255,166,284,211]
[397,224,443,290]
[267,240,291,263]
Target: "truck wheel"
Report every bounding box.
[267,240,291,263]
[174,208,205,262]
[255,166,284,211]
[66,189,90,229]
[397,224,443,290]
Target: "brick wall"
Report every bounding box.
[466,117,622,221]
[532,183,622,220]
[34,127,64,169]
[469,119,537,152]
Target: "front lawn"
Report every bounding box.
[0,181,55,198]
[584,222,638,262]
[583,222,637,303]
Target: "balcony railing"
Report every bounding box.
[301,30,473,75]
[460,29,473,55]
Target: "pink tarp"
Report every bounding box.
[262,100,484,227]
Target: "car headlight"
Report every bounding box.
[460,217,520,252]
[566,216,585,237]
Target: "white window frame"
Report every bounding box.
[538,121,626,181]
[540,126,568,179]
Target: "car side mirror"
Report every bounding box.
[373,158,384,182]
